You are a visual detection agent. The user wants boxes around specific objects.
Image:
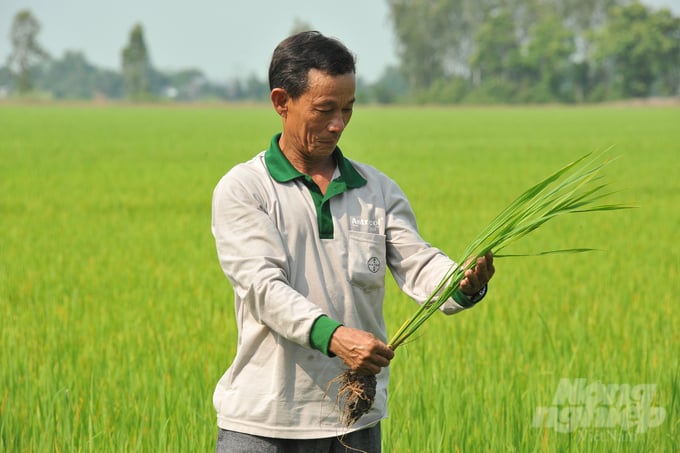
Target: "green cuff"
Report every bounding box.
[453,285,488,308]
[310,315,343,356]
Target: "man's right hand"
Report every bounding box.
[328,326,394,375]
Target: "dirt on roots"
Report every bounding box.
[335,370,377,427]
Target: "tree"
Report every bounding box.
[367,65,408,104]
[0,65,12,88]
[38,51,96,98]
[595,2,680,98]
[523,14,576,102]
[469,7,522,101]
[36,51,125,99]
[121,23,152,100]
[385,0,646,103]
[388,0,461,91]
[6,10,49,94]
[388,0,539,93]
[648,7,680,96]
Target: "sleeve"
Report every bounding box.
[310,315,343,356]
[211,164,326,348]
[381,177,466,315]
[453,285,488,308]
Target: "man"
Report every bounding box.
[212,31,494,452]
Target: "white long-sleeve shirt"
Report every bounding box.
[211,134,466,439]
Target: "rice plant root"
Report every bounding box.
[335,370,377,427]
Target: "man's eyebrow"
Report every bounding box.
[338,97,356,106]
[314,97,356,106]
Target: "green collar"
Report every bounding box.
[264,133,367,239]
[264,133,367,188]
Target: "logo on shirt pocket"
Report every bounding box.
[367,257,381,273]
[348,231,386,290]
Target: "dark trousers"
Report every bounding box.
[215,423,381,453]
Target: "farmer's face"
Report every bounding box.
[281,69,356,158]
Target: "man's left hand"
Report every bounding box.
[459,251,495,296]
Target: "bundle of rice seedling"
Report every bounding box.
[338,151,634,427]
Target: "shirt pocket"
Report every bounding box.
[348,231,387,291]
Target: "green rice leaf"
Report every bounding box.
[387,151,634,350]
[494,248,601,258]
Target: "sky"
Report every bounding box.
[1,0,678,84]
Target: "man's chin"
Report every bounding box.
[315,141,338,153]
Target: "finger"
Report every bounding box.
[477,256,490,273]
[482,260,495,281]
[372,353,391,368]
[474,255,495,282]
[355,359,382,375]
[377,344,395,360]
[358,365,380,376]
[459,278,474,295]
[484,252,495,273]
[466,268,480,288]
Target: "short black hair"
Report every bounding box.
[268,31,356,99]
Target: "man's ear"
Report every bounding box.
[271,88,289,118]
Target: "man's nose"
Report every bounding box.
[328,113,346,133]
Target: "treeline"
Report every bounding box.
[0,12,373,103]
[2,1,679,104]
[386,0,680,103]
[0,12,270,102]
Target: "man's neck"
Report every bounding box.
[279,139,337,194]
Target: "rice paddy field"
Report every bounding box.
[1,102,678,452]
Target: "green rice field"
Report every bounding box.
[1,103,678,452]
